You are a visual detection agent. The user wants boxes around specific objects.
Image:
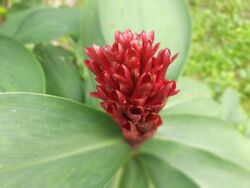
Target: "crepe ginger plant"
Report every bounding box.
[84,30,179,147]
[0,0,250,188]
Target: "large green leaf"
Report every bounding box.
[80,0,104,110]
[84,70,103,110]
[162,77,221,117]
[0,93,130,188]
[0,7,80,43]
[119,159,149,188]
[34,44,84,102]
[8,0,41,13]
[0,35,45,92]
[111,116,250,186]
[0,7,42,37]
[106,78,250,188]
[140,137,250,188]
[221,88,248,125]
[139,155,199,188]
[105,159,149,188]
[135,78,250,187]
[81,0,192,80]
[154,115,250,170]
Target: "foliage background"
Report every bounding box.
[185,0,250,116]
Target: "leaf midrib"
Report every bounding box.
[0,138,122,175]
[164,96,212,111]
[16,8,80,41]
[136,157,157,188]
[153,136,250,173]
[139,152,200,188]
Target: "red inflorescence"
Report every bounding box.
[84,30,179,147]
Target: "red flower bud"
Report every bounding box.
[84,30,179,147]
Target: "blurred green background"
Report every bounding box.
[185,0,250,117]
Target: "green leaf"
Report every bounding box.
[0,92,130,188]
[107,78,250,187]
[9,0,41,13]
[157,115,250,169]
[141,143,250,188]
[81,0,192,80]
[1,7,80,43]
[80,1,105,110]
[162,77,221,117]
[34,44,84,102]
[105,168,124,188]
[105,159,149,188]
[139,155,199,188]
[163,98,221,117]
[221,88,248,124]
[0,35,45,92]
[0,7,43,37]
[84,70,103,110]
[138,115,250,187]
[110,112,250,188]
[247,120,250,138]
[107,156,197,188]
[167,77,213,106]
[118,159,149,188]
[142,79,250,187]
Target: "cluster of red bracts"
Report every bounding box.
[84,30,179,147]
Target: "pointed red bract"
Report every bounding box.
[84,30,179,147]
